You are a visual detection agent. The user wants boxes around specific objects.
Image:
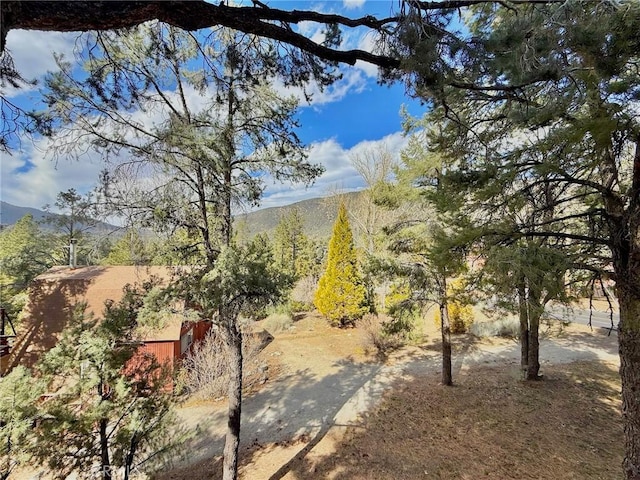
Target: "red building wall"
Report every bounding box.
[128,320,212,392]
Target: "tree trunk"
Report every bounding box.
[619,189,640,478]
[527,311,540,380]
[440,301,452,386]
[221,318,243,480]
[620,291,640,480]
[99,417,112,480]
[123,433,138,480]
[526,288,543,380]
[517,281,529,380]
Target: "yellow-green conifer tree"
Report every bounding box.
[314,203,367,327]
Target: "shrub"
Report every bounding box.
[358,314,405,358]
[289,300,312,312]
[434,278,475,334]
[263,312,293,334]
[290,276,317,311]
[435,303,475,334]
[180,328,266,400]
[469,317,519,338]
[449,302,475,334]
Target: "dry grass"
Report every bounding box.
[299,361,622,480]
[154,314,622,480]
[156,360,621,480]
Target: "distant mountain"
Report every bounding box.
[0,201,51,226]
[235,191,362,240]
[0,201,117,233]
[2,191,362,240]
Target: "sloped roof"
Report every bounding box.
[9,266,191,369]
[134,314,185,342]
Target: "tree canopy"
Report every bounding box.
[407,2,640,476]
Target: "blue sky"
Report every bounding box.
[0,1,425,214]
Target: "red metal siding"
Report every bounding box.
[126,322,211,392]
[138,342,175,366]
[193,321,212,342]
[128,341,177,392]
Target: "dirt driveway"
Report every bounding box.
[156,315,619,479]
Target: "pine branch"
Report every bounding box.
[2,1,565,68]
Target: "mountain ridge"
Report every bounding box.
[2,191,363,239]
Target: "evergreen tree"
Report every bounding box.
[397,4,640,469]
[34,287,179,480]
[373,139,468,385]
[42,189,99,266]
[101,229,151,266]
[39,25,321,480]
[272,208,314,280]
[403,112,575,380]
[0,366,44,480]
[0,215,56,317]
[314,203,367,327]
[384,220,465,385]
[0,215,54,286]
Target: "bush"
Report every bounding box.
[289,299,312,313]
[179,327,266,400]
[434,278,475,334]
[290,276,317,311]
[358,314,405,358]
[469,317,519,338]
[263,312,293,334]
[449,302,475,334]
[435,303,475,334]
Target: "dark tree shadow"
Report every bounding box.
[260,358,622,480]
[7,267,101,369]
[155,357,381,479]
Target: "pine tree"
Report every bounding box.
[38,25,322,480]
[0,366,44,480]
[42,189,99,266]
[0,215,57,318]
[314,203,367,327]
[101,229,150,266]
[34,287,179,480]
[272,208,314,280]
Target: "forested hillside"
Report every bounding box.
[235,191,361,240]
[0,201,50,226]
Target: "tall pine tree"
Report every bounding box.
[39,25,321,480]
[314,203,367,327]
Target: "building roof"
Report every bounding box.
[134,314,185,342]
[9,265,193,369]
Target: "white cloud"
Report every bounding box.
[354,33,381,78]
[2,30,80,97]
[275,68,368,107]
[1,137,106,211]
[3,128,409,217]
[257,131,408,210]
[343,0,366,9]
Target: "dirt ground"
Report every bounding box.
[154,313,622,480]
